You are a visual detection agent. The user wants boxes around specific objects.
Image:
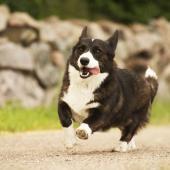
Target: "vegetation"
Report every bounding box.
[0,0,170,23]
[0,100,169,132]
[0,103,61,132]
[151,100,170,125]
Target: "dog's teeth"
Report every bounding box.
[80,71,89,78]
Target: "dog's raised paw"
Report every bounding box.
[76,129,88,139]
[76,123,92,140]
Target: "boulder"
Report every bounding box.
[122,31,162,60]
[130,23,148,33]
[43,87,57,106]
[50,50,65,68]
[8,12,40,29]
[116,40,130,60]
[0,42,34,71]
[29,42,60,87]
[0,70,44,107]
[69,19,90,27]
[39,22,57,42]
[40,21,82,52]
[98,20,123,35]
[88,22,108,40]
[1,26,38,45]
[161,64,170,84]
[0,5,10,31]
[157,79,170,100]
[134,32,162,53]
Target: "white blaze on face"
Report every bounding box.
[78,51,99,68]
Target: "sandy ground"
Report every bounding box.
[0,126,170,170]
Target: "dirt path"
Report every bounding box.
[0,126,170,170]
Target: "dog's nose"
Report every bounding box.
[80,57,89,66]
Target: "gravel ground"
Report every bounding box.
[0,126,170,170]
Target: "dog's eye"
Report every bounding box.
[78,46,86,53]
[94,48,102,54]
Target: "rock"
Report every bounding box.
[116,40,130,60]
[161,64,170,84]
[39,22,57,42]
[134,32,162,53]
[43,88,57,106]
[98,20,121,35]
[0,70,44,107]
[158,78,170,100]
[40,21,82,52]
[69,19,90,27]
[0,5,10,31]
[20,28,38,45]
[150,18,170,63]
[1,26,38,45]
[98,20,132,41]
[0,42,34,71]
[50,51,65,68]
[44,16,60,23]
[8,12,40,29]
[29,42,60,87]
[151,18,170,34]
[88,22,108,40]
[130,23,148,33]
[123,31,162,60]
[0,37,8,44]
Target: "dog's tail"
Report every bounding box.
[144,67,158,103]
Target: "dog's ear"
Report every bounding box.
[107,30,119,54]
[79,26,88,40]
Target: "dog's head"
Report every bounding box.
[69,27,118,79]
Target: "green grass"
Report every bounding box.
[151,100,170,125]
[0,100,170,132]
[0,103,61,132]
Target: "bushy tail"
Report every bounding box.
[145,67,158,103]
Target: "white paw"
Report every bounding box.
[114,141,128,152]
[64,124,76,148]
[76,128,88,139]
[128,138,137,150]
[114,138,137,152]
[65,137,76,148]
[76,123,92,140]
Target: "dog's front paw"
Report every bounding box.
[65,137,76,149]
[76,123,92,140]
[76,128,88,139]
[64,124,76,149]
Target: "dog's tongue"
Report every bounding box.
[84,67,100,75]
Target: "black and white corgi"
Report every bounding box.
[58,27,158,152]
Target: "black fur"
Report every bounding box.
[58,27,158,143]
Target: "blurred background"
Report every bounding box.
[0,0,170,132]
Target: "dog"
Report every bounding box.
[58,27,158,152]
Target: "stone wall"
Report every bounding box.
[0,5,170,107]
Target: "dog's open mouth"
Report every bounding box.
[80,67,100,78]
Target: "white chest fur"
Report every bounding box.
[62,65,108,122]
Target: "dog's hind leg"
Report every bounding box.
[114,122,139,152]
[58,101,76,148]
[115,103,150,152]
[128,137,136,150]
